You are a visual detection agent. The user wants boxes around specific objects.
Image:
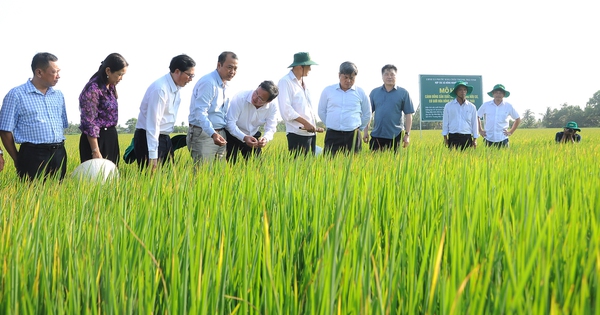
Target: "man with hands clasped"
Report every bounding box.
[225,80,279,163]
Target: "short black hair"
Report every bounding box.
[258,80,279,102]
[31,52,58,74]
[381,64,397,74]
[218,51,238,65]
[169,54,196,73]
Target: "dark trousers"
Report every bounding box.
[485,138,509,148]
[324,129,361,156]
[447,133,473,150]
[369,132,404,152]
[133,129,173,168]
[17,142,67,181]
[225,130,262,163]
[286,133,316,157]
[79,127,120,164]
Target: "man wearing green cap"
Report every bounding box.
[477,84,521,147]
[442,81,479,150]
[556,121,581,143]
[278,52,323,156]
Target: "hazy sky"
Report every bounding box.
[1,0,598,127]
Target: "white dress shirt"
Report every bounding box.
[277,71,317,136]
[136,73,181,159]
[477,100,520,142]
[441,99,479,138]
[226,90,278,142]
[318,84,371,131]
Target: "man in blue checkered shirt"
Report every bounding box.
[0,52,68,181]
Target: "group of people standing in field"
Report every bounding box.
[0,52,582,181]
[441,81,582,150]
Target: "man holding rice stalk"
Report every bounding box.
[441,81,479,150]
[477,84,521,148]
[187,51,238,164]
[278,52,323,156]
[363,64,415,152]
[225,80,279,163]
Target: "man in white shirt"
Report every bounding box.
[478,84,521,148]
[277,52,323,156]
[318,61,371,156]
[441,81,479,150]
[225,81,279,163]
[134,54,196,171]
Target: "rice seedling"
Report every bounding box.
[0,129,599,314]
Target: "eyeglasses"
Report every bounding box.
[183,71,195,79]
[254,89,268,104]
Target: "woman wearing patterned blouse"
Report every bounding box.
[79,53,128,164]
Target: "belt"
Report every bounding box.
[190,124,223,132]
[22,141,64,150]
[100,126,116,131]
[329,128,358,134]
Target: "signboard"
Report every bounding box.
[419,75,483,122]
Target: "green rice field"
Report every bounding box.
[1,128,599,314]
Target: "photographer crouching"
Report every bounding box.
[555,121,582,143]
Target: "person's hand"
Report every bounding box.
[503,129,513,136]
[91,149,102,159]
[212,132,227,146]
[257,137,268,148]
[403,135,410,148]
[472,139,477,148]
[244,135,259,148]
[480,130,487,137]
[0,154,4,172]
[444,138,449,147]
[362,132,370,143]
[149,158,158,172]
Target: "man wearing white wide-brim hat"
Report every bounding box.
[477,84,521,148]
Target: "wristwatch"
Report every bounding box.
[405,131,410,136]
[0,149,3,155]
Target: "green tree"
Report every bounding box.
[519,109,540,128]
[412,107,442,130]
[583,90,600,126]
[125,118,137,133]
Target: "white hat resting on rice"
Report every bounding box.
[72,159,119,182]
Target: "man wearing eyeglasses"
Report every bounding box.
[187,51,238,164]
[225,81,279,163]
[134,54,196,171]
[556,121,582,143]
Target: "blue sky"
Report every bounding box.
[1,0,598,127]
